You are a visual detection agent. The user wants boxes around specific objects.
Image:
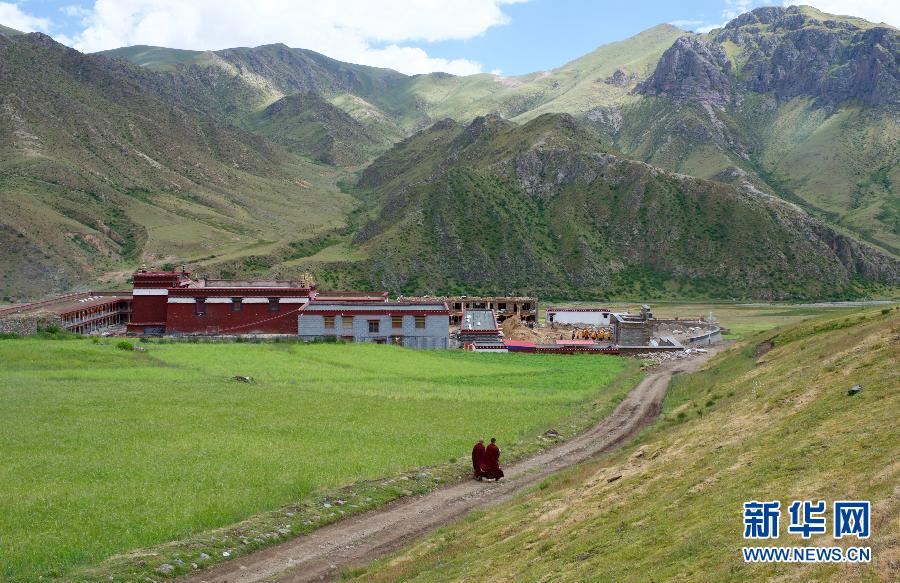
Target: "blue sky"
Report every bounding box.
[0,0,894,75]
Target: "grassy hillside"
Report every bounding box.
[244,92,389,165]
[0,23,22,35]
[0,338,632,581]
[353,305,900,581]
[95,45,205,71]
[0,33,356,300]
[342,114,899,300]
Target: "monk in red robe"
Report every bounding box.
[481,437,504,480]
[471,439,485,480]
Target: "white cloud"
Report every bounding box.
[0,1,51,32]
[669,19,706,29]
[783,1,900,27]
[62,0,527,75]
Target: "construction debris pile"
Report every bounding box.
[633,347,709,365]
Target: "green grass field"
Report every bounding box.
[0,338,631,581]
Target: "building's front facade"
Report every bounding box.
[127,268,316,335]
[547,307,613,326]
[298,302,450,348]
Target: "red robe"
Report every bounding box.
[481,443,504,480]
[472,441,485,478]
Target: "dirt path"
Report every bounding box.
[188,348,723,583]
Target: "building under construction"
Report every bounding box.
[402,295,537,325]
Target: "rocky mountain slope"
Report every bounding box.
[347,113,898,299]
[612,6,899,254]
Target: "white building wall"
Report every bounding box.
[548,311,612,326]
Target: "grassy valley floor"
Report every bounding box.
[351,305,899,581]
[0,339,635,581]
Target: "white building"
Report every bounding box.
[546,307,613,326]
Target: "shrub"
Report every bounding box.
[116,341,134,351]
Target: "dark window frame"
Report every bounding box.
[194,298,206,316]
[268,298,280,312]
[231,298,242,312]
[368,319,380,333]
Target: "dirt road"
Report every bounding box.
[188,348,722,583]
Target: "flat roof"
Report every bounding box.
[402,295,537,302]
[193,279,311,288]
[0,292,131,317]
[461,309,498,330]
[302,302,448,313]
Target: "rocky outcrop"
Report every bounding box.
[636,36,732,106]
[717,10,899,107]
[640,6,899,107]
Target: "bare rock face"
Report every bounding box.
[604,69,634,87]
[636,36,732,106]
[717,10,899,107]
[639,6,899,108]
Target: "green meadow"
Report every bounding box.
[0,339,630,581]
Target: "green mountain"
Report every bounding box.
[0,24,22,36]
[0,33,354,301]
[344,113,898,299]
[608,6,900,255]
[245,92,389,166]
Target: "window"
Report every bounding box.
[324,315,335,329]
[454,302,462,310]
[498,302,507,311]
[231,298,242,312]
[342,316,353,329]
[268,298,280,312]
[368,319,380,333]
[415,316,426,329]
[392,315,403,329]
[194,299,206,315]
[522,303,532,311]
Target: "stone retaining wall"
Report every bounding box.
[0,310,62,336]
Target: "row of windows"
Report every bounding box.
[194,298,282,316]
[323,315,427,331]
[451,302,533,311]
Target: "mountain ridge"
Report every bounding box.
[1,5,897,301]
